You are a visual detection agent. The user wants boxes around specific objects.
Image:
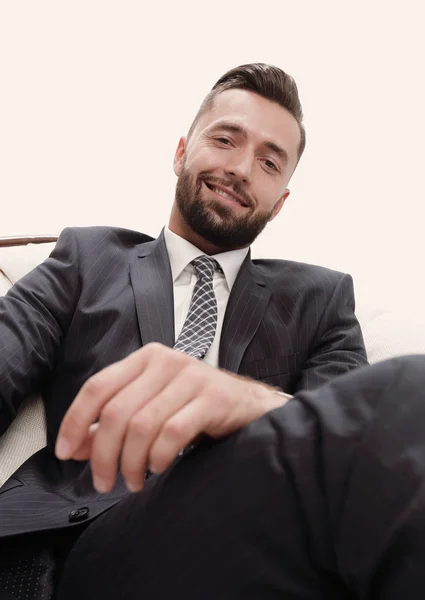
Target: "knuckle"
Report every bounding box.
[83,372,108,398]
[128,415,153,438]
[205,382,225,401]
[162,419,185,443]
[174,349,191,363]
[170,352,188,369]
[144,342,164,356]
[183,361,203,383]
[101,402,123,425]
[186,354,202,368]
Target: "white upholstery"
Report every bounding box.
[1,241,425,486]
[0,242,56,284]
[0,243,55,485]
[0,395,46,484]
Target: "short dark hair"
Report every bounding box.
[187,63,306,161]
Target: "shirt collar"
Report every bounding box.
[164,226,249,290]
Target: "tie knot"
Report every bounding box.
[191,256,219,281]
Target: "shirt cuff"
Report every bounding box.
[274,391,293,400]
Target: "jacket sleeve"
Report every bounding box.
[0,228,80,435]
[296,273,368,392]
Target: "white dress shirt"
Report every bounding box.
[163,227,249,368]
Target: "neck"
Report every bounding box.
[168,224,222,255]
[168,207,227,255]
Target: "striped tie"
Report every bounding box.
[144,255,220,482]
[173,256,219,360]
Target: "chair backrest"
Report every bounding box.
[0,236,58,246]
[0,235,57,486]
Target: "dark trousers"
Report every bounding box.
[54,355,425,599]
[0,526,86,600]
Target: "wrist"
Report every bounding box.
[254,382,293,413]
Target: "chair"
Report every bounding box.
[1,234,425,486]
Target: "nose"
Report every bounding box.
[225,150,253,184]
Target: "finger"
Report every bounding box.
[55,343,163,460]
[119,365,204,492]
[147,395,213,475]
[72,423,99,461]
[145,379,288,475]
[89,354,190,493]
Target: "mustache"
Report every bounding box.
[198,174,254,208]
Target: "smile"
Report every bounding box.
[204,182,248,208]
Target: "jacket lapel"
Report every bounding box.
[129,230,175,348]
[219,254,271,373]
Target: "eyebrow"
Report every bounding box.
[209,120,289,166]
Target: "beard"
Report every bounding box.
[175,167,274,250]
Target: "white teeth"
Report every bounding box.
[211,186,241,204]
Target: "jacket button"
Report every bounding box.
[68,507,90,523]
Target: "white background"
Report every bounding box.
[1,1,424,313]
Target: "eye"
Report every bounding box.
[216,137,232,146]
[264,159,278,171]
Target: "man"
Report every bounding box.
[0,62,376,597]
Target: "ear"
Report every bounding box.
[173,137,187,176]
[269,189,290,221]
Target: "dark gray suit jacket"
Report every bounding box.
[0,226,367,537]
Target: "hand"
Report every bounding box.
[55,343,289,494]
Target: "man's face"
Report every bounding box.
[171,88,302,251]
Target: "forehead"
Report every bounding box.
[194,88,301,165]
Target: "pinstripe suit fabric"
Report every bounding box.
[57,355,425,599]
[0,226,367,539]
